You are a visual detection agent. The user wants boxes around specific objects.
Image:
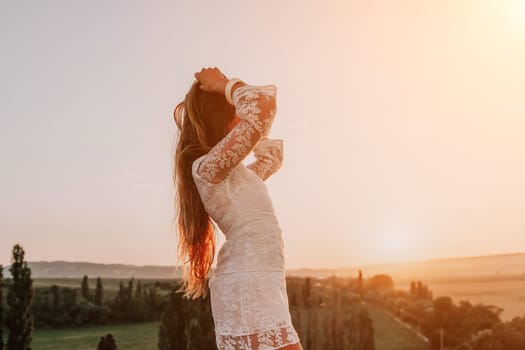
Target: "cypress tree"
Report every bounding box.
[0,264,4,350]
[50,285,60,322]
[6,244,34,350]
[81,275,90,301]
[126,278,134,301]
[158,290,186,350]
[134,280,143,299]
[416,280,422,298]
[357,270,364,296]
[116,281,125,302]
[304,277,311,307]
[410,281,417,296]
[94,277,103,306]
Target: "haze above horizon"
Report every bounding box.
[1,0,524,269]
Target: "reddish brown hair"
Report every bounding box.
[172,80,236,299]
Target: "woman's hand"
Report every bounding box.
[194,67,228,94]
[253,138,283,162]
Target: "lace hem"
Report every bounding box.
[215,322,300,350]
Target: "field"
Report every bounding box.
[32,322,159,350]
[33,277,174,300]
[417,279,525,321]
[29,277,524,349]
[33,277,176,290]
[33,278,124,290]
[366,303,428,350]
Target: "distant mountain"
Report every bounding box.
[1,261,184,279]
[1,252,524,280]
[286,252,525,282]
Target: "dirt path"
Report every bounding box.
[365,303,429,350]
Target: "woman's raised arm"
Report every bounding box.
[195,83,278,185]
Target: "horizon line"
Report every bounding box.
[2,250,523,270]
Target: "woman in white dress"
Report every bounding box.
[173,67,303,350]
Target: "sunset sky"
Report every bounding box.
[1,0,524,269]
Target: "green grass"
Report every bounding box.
[32,321,159,350]
[366,303,429,350]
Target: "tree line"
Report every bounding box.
[4,242,523,350]
[32,275,164,328]
[364,275,525,349]
[0,243,379,350]
[0,243,166,349]
[0,244,34,350]
[158,274,377,350]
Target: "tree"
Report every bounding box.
[489,316,525,349]
[0,264,4,350]
[145,285,161,318]
[416,280,424,298]
[81,275,90,301]
[367,274,394,291]
[304,277,311,306]
[97,333,117,350]
[50,285,60,321]
[134,280,143,299]
[158,289,185,350]
[6,244,34,350]
[357,270,364,296]
[158,286,215,350]
[116,281,125,302]
[61,287,77,323]
[94,278,103,306]
[410,280,432,300]
[410,281,416,296]
[126,278,134,301]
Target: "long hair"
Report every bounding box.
[172,79,236,299]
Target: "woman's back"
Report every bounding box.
[193,155,298,346]
[192,156,285,276]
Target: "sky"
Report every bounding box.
[1,0,524,269]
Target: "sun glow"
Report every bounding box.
[374,227,417,264]
[501,0,525,32]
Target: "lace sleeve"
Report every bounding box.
[247,137,283,181]
[196,84,277,185]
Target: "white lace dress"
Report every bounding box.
[191,83,301,350]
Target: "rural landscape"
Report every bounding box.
[1,244,524,349]
[2,1,525,349]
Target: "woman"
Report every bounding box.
[173,67,303,350]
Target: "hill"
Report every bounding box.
[286,252,525,282]
[1,260,183,279]
[1,252,524,281]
